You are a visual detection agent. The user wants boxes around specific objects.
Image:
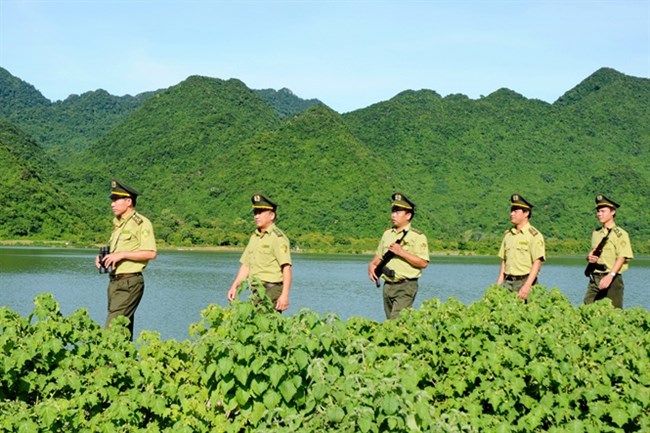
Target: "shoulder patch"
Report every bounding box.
[132,214,143,225]
[528,227,539,236]
[272,226,285,238]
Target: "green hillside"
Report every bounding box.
[254,87,322,119]
[343,68,650,251]
[0,67,648,253]
[0,121,91,240]
[1,67,155,164]
[0,67,50,114]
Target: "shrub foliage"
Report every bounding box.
[1,289,648,432]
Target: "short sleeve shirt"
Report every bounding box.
[592,225,633,274]
[110,209,156,274]
[241,223,291,283]
[498,222,545,276]
[375,223,429,281]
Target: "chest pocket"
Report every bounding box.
[510,240,529,254]
[118,231,139,250]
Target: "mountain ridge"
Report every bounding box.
[0,66,648,252]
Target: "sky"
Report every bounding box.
[1,0,649,113]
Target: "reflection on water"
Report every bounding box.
[1,247,648,340]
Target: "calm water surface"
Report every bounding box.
[1,247,648,341]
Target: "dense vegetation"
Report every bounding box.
[253,88,321,119]
[0,121,91,240]
[1,289,648,432]
[0,66,648,253]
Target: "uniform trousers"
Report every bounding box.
[503,276,537,294]
[383,279,418,320]
[250,281,284,312]
[584,273,624,308]
[106,273,145,338]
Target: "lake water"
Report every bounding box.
[1,247,648,341]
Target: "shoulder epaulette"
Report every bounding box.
[272,226,285,238]
[613,227,623,237]
[504,229,511,235]
[132,213,143,225]
[410,228,423,235]
[528,227,539,236]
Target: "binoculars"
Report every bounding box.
[98,246,113,274]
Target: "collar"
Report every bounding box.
[392,223,412,234]
[114,209,136,226]
[510,222,531,234]
[256,223,276,237]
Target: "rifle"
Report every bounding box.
[584,228,612,278]
[373,230,408,287]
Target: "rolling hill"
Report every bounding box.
[0,66,648,253]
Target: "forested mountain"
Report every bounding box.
[254,87,322,119]
[0,121,91,239]
[343,68,650,250]
[0,67,156,161]
[0,66,648,253]
[0,67,50,114]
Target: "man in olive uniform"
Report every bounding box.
[96,179,157,338]
[368,193,429,320]
[227,194,292,312]
[496,194,545,301]
[583,195,634,308]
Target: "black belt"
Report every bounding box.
[505,274,529,281]
[386,278,418,284]
[263,281,283,289]
[109,272,142,281]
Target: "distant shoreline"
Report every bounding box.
[2,240,648,260]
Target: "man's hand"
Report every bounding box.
[275,293,289,311]
[368,262,379,284]
[598,274,614,290]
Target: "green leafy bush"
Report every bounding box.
[1,289,648,432]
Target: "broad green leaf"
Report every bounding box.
[234,364,249,386]
[326,405,345,423]
[268,363,286,388]
[294,348,310,370]
[263,390,281,410]
[610,407,630,427]
[311,383,328,401]
[279,380,297,402]
[381,395,399,415]
[217,357,234,376]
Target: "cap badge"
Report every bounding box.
[512,194,519,201]
[394,193,402,200]
[254,194,261,202]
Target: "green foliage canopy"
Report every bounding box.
[1,290,648,431]
[0,67,648,253]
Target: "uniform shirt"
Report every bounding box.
[241,223,291,283]
[592,224,633,274]
[375,223,429,282]
[498,222,545,276]
[109,209,156,274]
